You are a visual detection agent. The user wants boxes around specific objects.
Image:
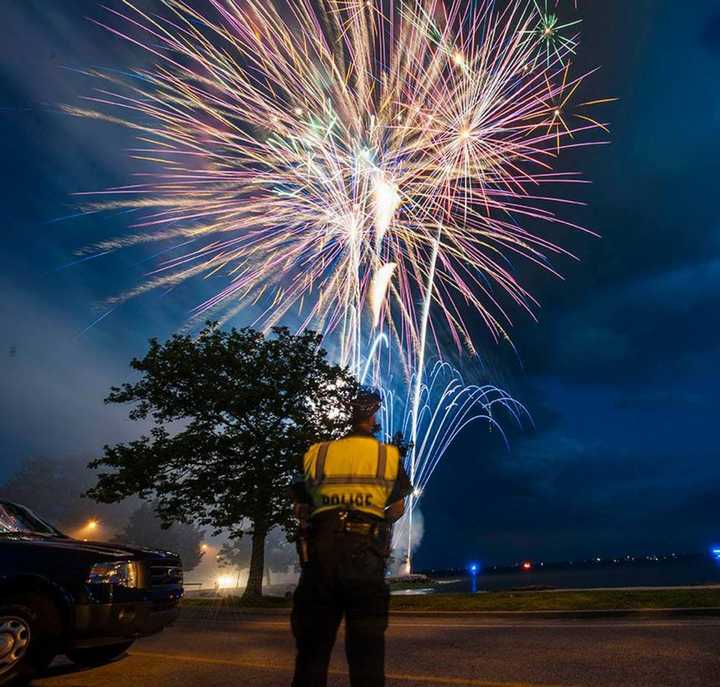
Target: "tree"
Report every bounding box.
[218,526,298,587]
[113,503,205,571]
[87,323,356,599]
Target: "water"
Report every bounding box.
[430,555,720,593]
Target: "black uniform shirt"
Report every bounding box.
[387,462,413,505]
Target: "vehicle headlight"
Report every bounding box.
[86,561,138,588]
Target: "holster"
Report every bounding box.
[382,523,393,559]
[296,522,312,567]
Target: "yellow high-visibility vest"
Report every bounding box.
[303,436,401,519]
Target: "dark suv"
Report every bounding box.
[0,499,183,686]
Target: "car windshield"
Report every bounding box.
[0,501,61,536]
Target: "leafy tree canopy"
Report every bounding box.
[87,322,357,597]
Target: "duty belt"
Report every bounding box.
[343,520,381,536]
[314,510,385,537]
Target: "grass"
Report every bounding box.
[182,587,720,612]
[388,588,720,612]
[182,595,291,609]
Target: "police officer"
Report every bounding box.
[290,389,412,687]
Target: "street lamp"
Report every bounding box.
[216,575,235,590]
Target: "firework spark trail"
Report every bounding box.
[69,0,608,375]
[384,361,529,495]
[525,0,581,67]
[407,223,441,562]
[380,359,529,570]
[416,391,528,491]
[368,314,529,566]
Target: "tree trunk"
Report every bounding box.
[242,521,268,600]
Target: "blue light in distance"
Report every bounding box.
[469,562,480,575]
[711,547,720,561]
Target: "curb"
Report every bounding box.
[178,605,720,621]
[387,606,720,619]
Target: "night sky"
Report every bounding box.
[1,1,719,569]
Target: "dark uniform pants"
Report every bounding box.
[291,520,390,687]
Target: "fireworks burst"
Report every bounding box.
[525,0,582,67]
[68,0,608,375]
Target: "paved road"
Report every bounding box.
[33,612,719,687]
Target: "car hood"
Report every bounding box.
[3,533,179,561]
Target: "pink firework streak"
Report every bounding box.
[67,0,611,371]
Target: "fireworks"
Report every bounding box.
[525,0,582,67]
[70,0,607,375]
[69,0,609,570]
[383,359,529,573]
[380,361,529,497]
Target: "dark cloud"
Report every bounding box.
[612,390,706,411]
[519,259,720,385]
[417,416,720,566]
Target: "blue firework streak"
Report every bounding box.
[379,360,530,500]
